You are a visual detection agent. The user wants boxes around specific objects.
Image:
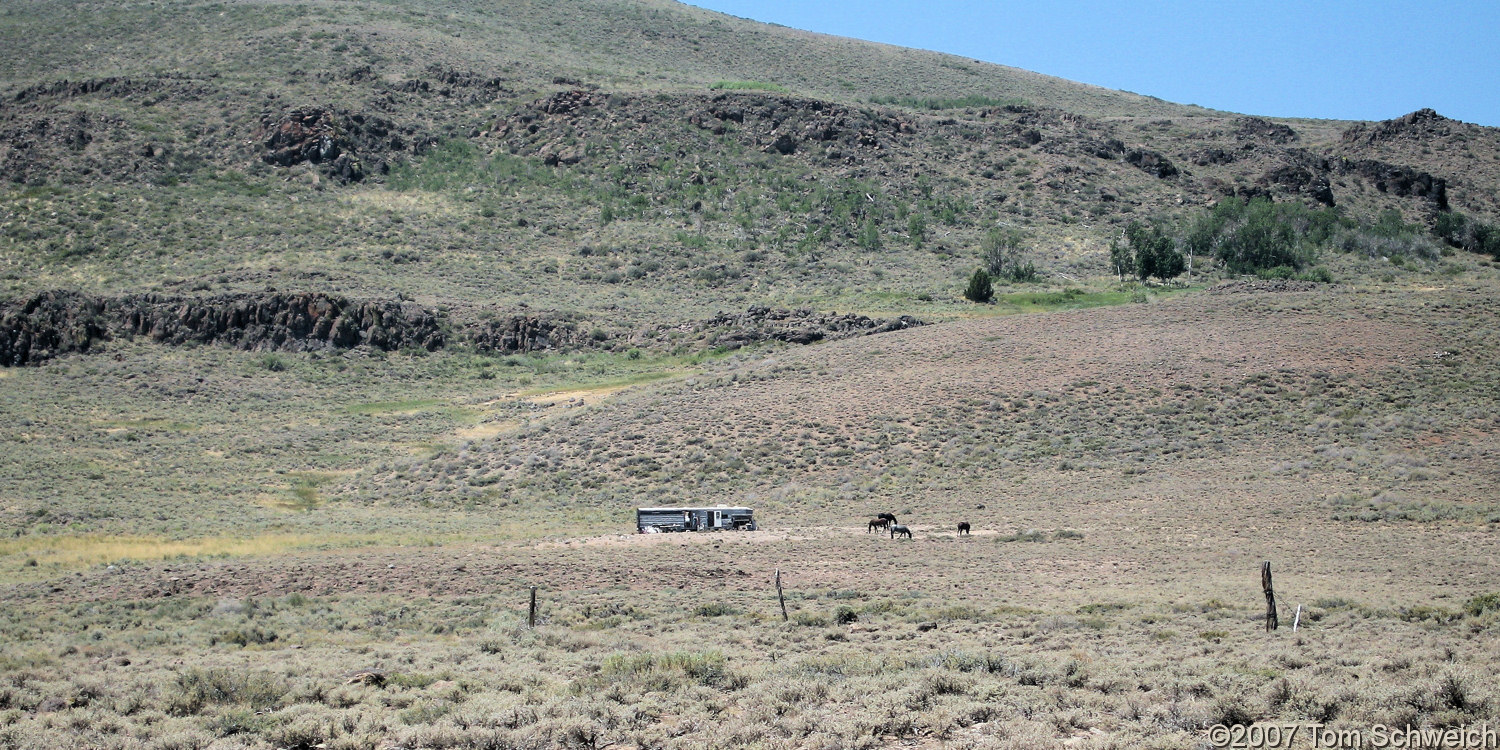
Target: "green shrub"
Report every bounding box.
[1301,266,1334,283]
[1435,211,1500,260]
[1397,605,1459,623]
[792,611,829,627]
[1464,592,1500,617]
[963,268,993,302]
[907,213,927,248]
[601,651,741,688]
[166,669,287,715]
[211,626,278,647]
[1213,198,1306,272]
[694,602,739,617]
[997,529,1047,543]
[857,218,882,251]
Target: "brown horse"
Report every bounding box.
[868,518,891,533]
[957,522,971,535]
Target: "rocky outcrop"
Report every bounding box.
[0,74,216,185]
[1191,147,1236,166]
[323,64,514,104]
[1340,109,1455,146]
[2,292,922,366]
[256,107,433,182]
[12,77,145,104]
[258,108,367,182]
[1261,164,1335,206]
[0,291,445,366]
[1125,149,1178,178]
[644,306,923,351]
[1235,117,1298,144]
[111,292,446,352]
[537,89,604,116]
[261,108,345,167]
[494,91,915,168]
[0,290,111,366]
[466,315,590,353]
[1341,158,1447,210]
[1083,138,1127,160]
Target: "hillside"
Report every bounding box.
[3,2,1500,748]
[2,0,1497,348]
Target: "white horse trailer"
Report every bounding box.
[637,506,756,533]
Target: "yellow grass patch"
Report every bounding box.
[517,372,682,401]
[0,533,381,571]
[454,377,676,441]
[337,189,456,217]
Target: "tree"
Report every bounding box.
[1108,238,1133,281]
[857,218,882,251]
[907,213,927,249]
[964,268,993,303]
[981,227,1025,276]
[982,227,1037,282]
[1214,198,1300,272]
[1125,220,1186,281]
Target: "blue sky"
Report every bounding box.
[684,1,1500,127]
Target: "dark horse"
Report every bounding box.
[957,522,971,535]
[868,517,891,533]
[877,513,897,523]
[890,524,912,539]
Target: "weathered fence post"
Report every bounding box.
[775,569,788,622]
[1261,561,1278,632]
[1293,604,1302,633]
[528,586,537,628]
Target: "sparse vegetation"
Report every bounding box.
[868,94,1027,110]
[2,0,1500,747]
[709,80,788,93]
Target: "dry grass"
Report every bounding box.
[3,276,1498,746]
[2,1,1499,745]
[0,532,386,574]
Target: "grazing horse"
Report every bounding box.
[890,524,912,539]
[868,517,891,533]
[877,513,897,524]
[957,522,971,536]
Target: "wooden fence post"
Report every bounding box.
[1261,561,1278,632]
[775,569,788,622]
[528,586,537,628]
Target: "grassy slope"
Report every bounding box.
[2,270,1499,748]
[2,0,1494,321]
[0,0,1207,117]
[3,2,1500,747]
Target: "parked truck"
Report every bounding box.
[636,506,756,533]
